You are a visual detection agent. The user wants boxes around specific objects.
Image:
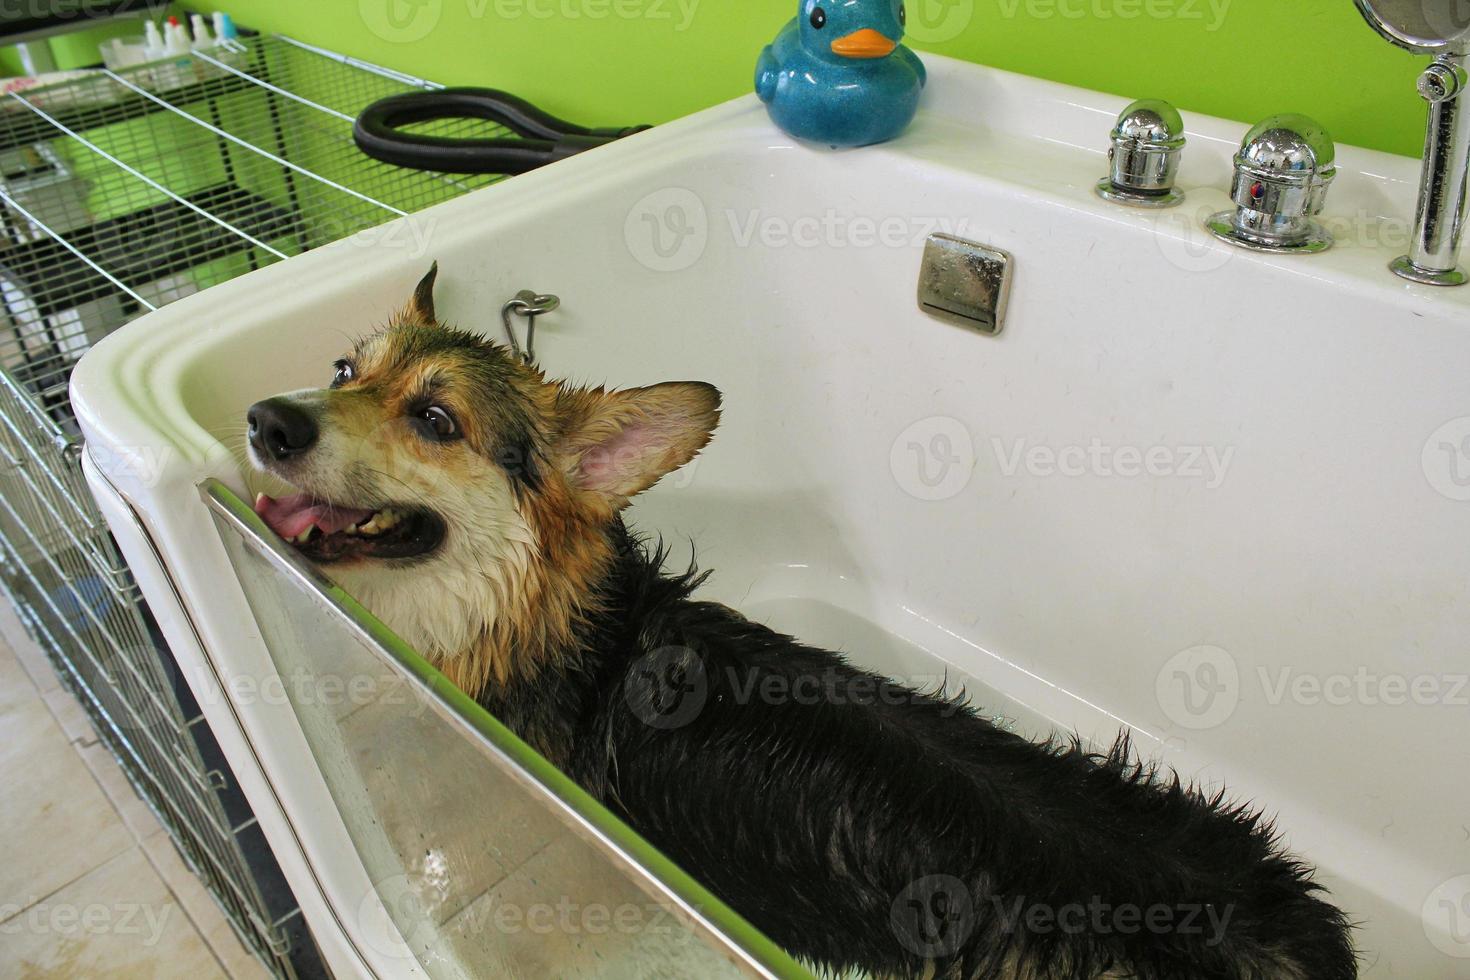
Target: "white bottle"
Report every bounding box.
[189,14,214,49]
[164,17,190,56]
[143,20,165,60]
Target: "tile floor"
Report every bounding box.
[0,601,271,980]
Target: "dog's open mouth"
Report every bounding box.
[253,493,445,563]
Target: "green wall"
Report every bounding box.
[4,1,1429,157]
[0,15,147,74]
[180,0,1426,158]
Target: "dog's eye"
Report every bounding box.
[332,360,354,387]
[414,405,460,442]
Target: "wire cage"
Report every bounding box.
[0,34,508,978]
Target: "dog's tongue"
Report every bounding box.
[254,493,373,539]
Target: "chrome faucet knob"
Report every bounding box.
[1418,60,1465,102]
[1096,98,1186,208]
[1206,113,1336,254]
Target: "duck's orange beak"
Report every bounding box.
[830,28,898,59]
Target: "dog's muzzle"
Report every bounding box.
[248,398,318,462]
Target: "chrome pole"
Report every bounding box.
[1393,54,1470,285]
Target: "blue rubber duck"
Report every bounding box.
[756,0,926,148]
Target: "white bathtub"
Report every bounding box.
[72,54,1470,978]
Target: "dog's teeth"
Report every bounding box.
[342,524,358,536]
[357,509,401,537]
[254,493,267,509]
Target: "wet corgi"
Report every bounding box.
[247,265,1356,980]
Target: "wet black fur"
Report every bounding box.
[476,523,1357,980]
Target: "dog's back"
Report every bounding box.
[481,525,1356,980]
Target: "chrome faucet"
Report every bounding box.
[1096,99,1186,208]
[1355,0,1470,286]
[1206,114,1336,254]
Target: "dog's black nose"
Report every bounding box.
[247,399,318,461]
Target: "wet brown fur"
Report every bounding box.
[318,265,717,697]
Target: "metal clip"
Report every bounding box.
[500,290,560,365]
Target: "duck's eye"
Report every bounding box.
[332,360,354,387]
[810,5,826,28]
[413,406,460,442]
[899,2,906,25]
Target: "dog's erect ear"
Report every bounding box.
[556,382,721,505]
[406,261,438,324]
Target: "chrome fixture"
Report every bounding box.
[1354,0,1470,285]
[917,233,1013,336]
[501,289,560,363]
[1206,114,1336,254]
[1096,99,1186,208]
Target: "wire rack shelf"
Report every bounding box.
[0,33,508,979]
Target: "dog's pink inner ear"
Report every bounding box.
[562,382,721,501]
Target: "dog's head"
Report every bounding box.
[246,264,719,686]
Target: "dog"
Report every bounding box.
[246,265,1357,979]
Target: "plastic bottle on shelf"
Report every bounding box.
[143,20,165,60]
[213,12,238,42]
[164,16,191,55]
[190,14,214,49]
[151,16,195,89]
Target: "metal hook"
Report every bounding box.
[500,290,560,364]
